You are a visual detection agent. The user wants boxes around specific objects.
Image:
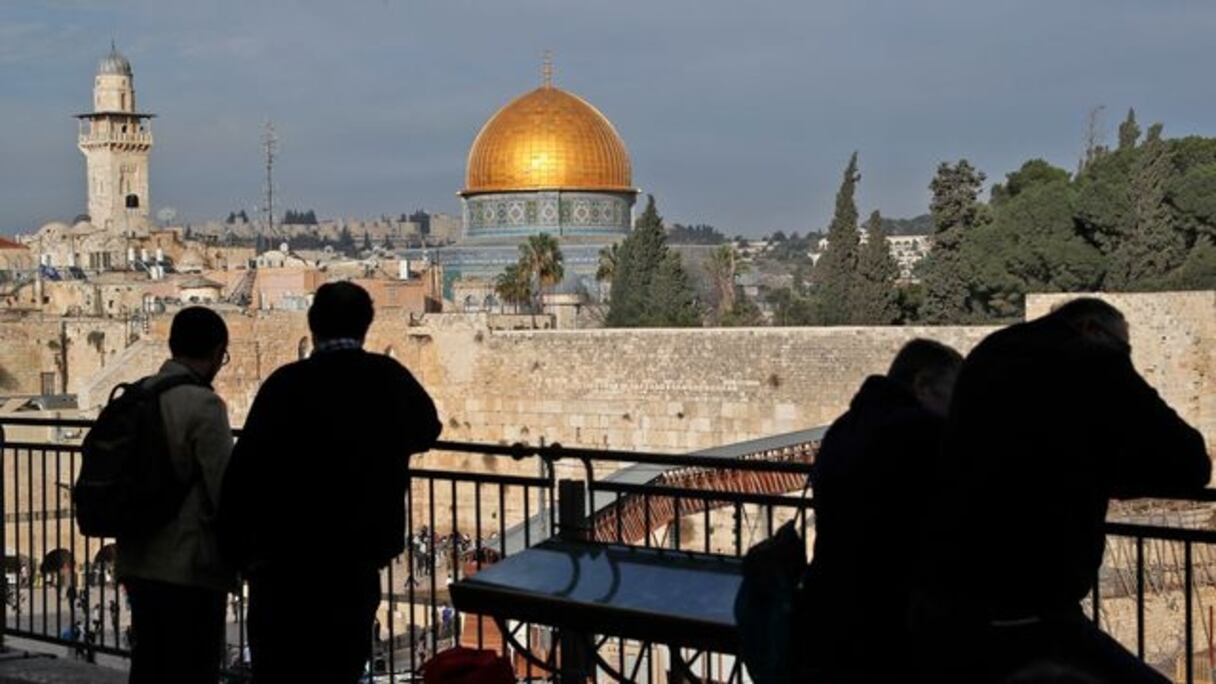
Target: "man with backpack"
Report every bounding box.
[112,306,236,683]
[219,281,441,683]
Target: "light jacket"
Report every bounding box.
[116,360,237,593]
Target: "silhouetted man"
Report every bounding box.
[799,339,962,683]
[220,281,441,683]
[119,306,235,684]
[917,298,1210,683]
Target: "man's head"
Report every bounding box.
[1049,297,1130,354]
[887,338,964,417]
[308,281,375,344]
[168,306,229,382]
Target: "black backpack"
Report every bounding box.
[74,374,200,539]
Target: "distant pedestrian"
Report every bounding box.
[220,282,442,684]
[116,307,236,684]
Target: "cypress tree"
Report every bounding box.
[1107,123,1185,289]
[607,196,666,326]
[853,210,900,324]
[648,252,701,326]
[607,195,699,327]
[811,152,861,324]
[1118,108,1141,151]
[920,160,987,323]
[336,226,356,256]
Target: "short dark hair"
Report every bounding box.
[1048,297,1125,329]
[169,306,228,359]
[888,338,963,387]
[309,281,374,341]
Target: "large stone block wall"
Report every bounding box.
[399,322,996,453]
[0,315,130,396]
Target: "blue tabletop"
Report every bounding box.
[453,540,743,632]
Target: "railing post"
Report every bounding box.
[557,479,591,682]
[0,422,5,650]
[558,479,588,542]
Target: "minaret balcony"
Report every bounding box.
[77,130,153,149]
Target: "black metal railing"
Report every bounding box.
[1,416,1214,683]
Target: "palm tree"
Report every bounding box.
[517,233,565,310]
[704,244,747,321]
[494,264,532,313]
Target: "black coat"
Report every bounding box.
[924,316,1209,619]
[801,375,943,666]
[218,349,442,572]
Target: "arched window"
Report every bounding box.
[125,194,139,209]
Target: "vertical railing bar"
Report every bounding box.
[1136,535,1145,660]
[673,496,681,551]
[428,476,437,661]
[0,425,7,650]
[450,479,460,646]
[474,480,483,650]
[588,478,596,544]
[26,449,33,636]
[524,486,532,549]
[54,447,62,645]
[703,502,711,554]
[68,449,77,653]
[643,495,651,549]
[81,529,91,661]
[40,448,47,640]
[406,478,416,677]
[615,493,622,544]
[1186,540,1194,684]
[498,485,507,557]
[386,551,395,677]
[498,484,507,659]
[10,445,19,634]
[549,469,557,539]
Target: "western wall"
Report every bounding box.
[3,291,1210,455]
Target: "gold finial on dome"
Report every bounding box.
[542,50,554,89]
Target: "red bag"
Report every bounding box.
[421,647,515,684]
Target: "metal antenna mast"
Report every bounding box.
[262,120,278,240]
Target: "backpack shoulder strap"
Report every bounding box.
[143,373,205,396]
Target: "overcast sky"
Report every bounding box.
[3,0,1215,236]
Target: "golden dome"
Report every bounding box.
[463,85,633,194]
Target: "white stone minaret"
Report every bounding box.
[76,43,154,234]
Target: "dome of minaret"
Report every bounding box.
[98,43,132,76]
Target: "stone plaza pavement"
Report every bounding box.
[0,653,123,684]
